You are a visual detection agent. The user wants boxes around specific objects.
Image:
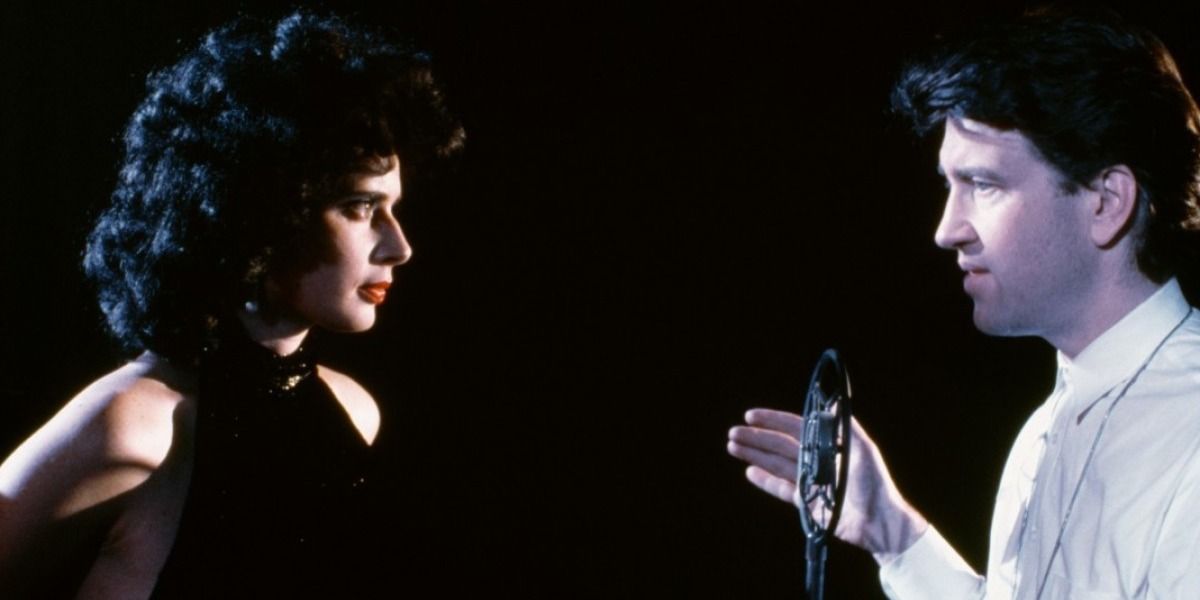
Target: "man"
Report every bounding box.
[727,9,1200,599]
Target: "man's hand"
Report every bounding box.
[726,408,929,563]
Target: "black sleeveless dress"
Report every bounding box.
[151,330,380,598]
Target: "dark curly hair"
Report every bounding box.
[892,8,1200,282]
[84,10,464,362]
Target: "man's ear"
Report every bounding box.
[1088,165,1139,248]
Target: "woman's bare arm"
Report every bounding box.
[0,355,194,597]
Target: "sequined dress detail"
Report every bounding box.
[151,329,375,597]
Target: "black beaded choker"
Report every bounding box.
[204,325,317,398]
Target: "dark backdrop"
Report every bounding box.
[2,1,1197,597]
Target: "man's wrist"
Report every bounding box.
[870,503,929,565]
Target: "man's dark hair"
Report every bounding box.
[892,8,1200,282]
[84,10,464,362]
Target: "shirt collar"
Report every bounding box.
[1056,278,1191,407]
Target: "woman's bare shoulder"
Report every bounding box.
[316,365,380,445]
[0,354,197,592]
[0,353,196,520]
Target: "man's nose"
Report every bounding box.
[933,194,977,250]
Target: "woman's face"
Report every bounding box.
[271,154,410,332]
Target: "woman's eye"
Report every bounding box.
[340,198,377,220]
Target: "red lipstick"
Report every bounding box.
[358,282,391,305]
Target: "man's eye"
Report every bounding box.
[972,180,999,195]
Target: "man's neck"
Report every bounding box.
[1049,272,1162,358]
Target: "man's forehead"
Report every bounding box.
[938,116,1047,171]
[948,117,1029,147]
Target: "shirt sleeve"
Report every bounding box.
[1147,442,1200,599]
[878,526,986,600]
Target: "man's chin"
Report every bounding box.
[971,306,1029,337]
[971,303,1004,335]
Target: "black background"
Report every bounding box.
[2,1,1198,597]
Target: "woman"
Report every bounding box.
[0,10,462,598]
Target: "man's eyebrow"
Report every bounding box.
[937,165,1005,182]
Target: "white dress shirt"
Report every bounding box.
[879,279,1200,599]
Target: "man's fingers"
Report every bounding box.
[727,425,800,459]
[727,438,800,482]
[727,408,811,507]
[745,466,798,505]
[745,408,805,438]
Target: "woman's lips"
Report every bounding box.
[358,282,391,305]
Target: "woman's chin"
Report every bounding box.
[324,311,378,333]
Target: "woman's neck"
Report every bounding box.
[235,308,311,356]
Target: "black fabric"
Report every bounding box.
[151,328,378,598]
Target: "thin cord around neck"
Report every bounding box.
[1032,306,1194,600]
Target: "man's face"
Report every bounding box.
[934,118,1095,339]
